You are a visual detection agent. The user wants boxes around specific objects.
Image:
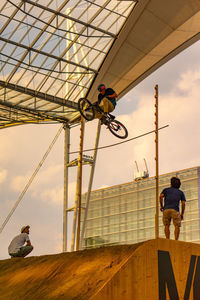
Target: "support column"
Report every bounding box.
[71,117,85,251]
[63,124,70,252]
[76,117,85,251]
[155,85,159,239]
[80,120,101,249]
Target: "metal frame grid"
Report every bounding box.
[0,0,136,128]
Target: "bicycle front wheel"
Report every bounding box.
[78,98,95,121]
[108,120,128,139]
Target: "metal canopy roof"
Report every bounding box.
[1,0,200,129]
[88,0,200,101]
[0,0,136,128]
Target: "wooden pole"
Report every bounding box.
[71,117,84,251]
[76,117,84,251]
[155,85,159,239]
[63,124,70,252]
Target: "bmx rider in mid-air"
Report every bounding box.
[78,85,128,139]
[96,84,117,124]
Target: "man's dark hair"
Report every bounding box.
[171,177,181,188]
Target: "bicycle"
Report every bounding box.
[78,98,128,139]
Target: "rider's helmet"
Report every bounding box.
[97,84,106,92]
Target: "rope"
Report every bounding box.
[69,125,169,154]
[0,125,63,234]
[0,124,169,234]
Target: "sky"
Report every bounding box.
[1,40,200,259]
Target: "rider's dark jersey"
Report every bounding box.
[98,88,117,108]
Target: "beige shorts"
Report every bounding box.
[163,209,181,227]
[95,98,114,119]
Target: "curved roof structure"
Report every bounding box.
[0,0,136,128]
[88,0,200,101]
[0,0,200,128]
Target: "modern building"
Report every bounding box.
[81,166,200,249]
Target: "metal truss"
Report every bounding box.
[0,0,135,128]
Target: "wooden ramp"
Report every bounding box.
[0,238,200,299]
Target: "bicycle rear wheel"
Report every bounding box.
[108,120,128,139]
[78,98,95,121]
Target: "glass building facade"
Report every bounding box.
[81,166,200,249]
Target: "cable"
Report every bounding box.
[69,125,169,154]
[0,53,93,74]
[0,124,169,233]
[7,0,113,38]
[0,57,89,90]
[83,0,126,18]
[0,13,106,54]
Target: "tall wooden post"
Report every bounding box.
[155,85,159,239]
[76,117,84,251]
[71,117,84,251]
[63,124,70,252]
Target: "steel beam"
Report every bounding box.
[0,80,78,110]
[0,98,69,123]
[22,0,116,38]
[0,37,96,74]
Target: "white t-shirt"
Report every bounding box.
[8,233,30,254]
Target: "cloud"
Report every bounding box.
[38,180,86,207]
[10,174,29,192]
[177,69,200,93]
[0,124,63,168]
[0,169,7,185]
[1,42,200,260]
[10,163,63,192]
[130,41,200,98]
[40,186,63,205]
[121,67,200,176]
[87,65,200,190]
[33,164,63,187]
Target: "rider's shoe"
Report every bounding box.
[109,114,115,120]
[100,116,108,125]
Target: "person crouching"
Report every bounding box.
[8,225,33,258]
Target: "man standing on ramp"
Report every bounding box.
[160,177,186,240]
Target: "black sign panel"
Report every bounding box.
[158,250,200,300]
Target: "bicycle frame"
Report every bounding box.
[78,97,128,139]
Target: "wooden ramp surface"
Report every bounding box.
[0,238,200,300]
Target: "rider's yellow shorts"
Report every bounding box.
[95,98,114,119]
